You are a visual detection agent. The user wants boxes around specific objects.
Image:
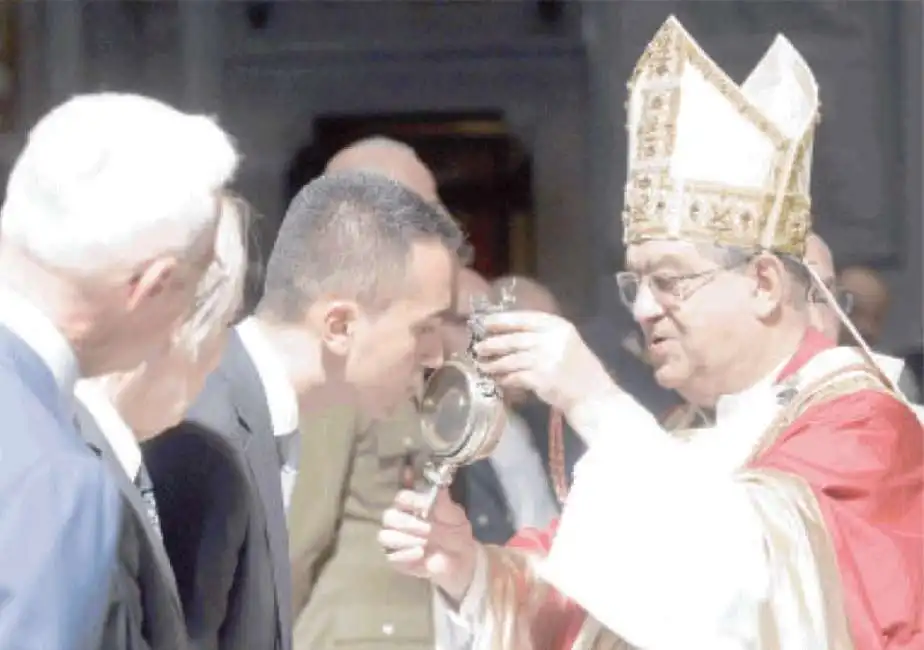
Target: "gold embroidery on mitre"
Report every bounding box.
[621,16,820,256]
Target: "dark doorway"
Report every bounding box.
[285,111,536,280]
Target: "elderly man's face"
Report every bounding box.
[120,328,229,440]
[622,240,762,399]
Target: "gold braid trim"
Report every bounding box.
[577,363,889,650]
[748,363,890,462]
[482,544,554,650]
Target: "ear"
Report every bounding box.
[316,300,361,357]
[750,254,788,319]
[126,257,179,311]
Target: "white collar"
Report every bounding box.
[713,359,788,425]
[74,380,143,480]
[235,317,299,436]
[0,288,79,397]
[682,358,791,474]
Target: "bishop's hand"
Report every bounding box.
[474,310,615,415]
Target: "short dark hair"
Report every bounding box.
[258,170,465,321]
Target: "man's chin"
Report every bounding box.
[652,361,687,391]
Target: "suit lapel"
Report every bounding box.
[75,407,183,616]
[221,332,292,643]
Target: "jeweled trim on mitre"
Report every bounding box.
[622,174,811,256]
[621,15,818,256]
[628,15,789,151]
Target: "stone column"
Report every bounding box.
[45,1,83,103]
[180,0,221,113]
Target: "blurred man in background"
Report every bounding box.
[837,264,890,346]
[805,233,921,402]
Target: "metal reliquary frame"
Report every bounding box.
[417,284,516,517]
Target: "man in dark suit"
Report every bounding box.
[145,170,465,650]
[0,93,235,649]
[77,406,187,650]
[75,201,249,650]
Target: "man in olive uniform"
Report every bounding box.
[288,137,449,649]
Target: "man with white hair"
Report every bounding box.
[76,200,249,650]
[380,17,923,649]
[0,93,238,649]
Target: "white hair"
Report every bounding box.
[82,194,250,421]
[1,92,239,274]
[172,193,249,355]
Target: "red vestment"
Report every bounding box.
[498,330,923,650]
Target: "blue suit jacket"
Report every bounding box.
[0,326,121,649]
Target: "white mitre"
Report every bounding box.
[621,15,820,256]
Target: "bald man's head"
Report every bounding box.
[838,265,890,345]
[494,274,559,315]
[325,136,440,204]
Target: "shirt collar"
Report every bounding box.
[714,361,785,425]
[74,380,143,480]
[0,289,79,397]
[235,317,299,436]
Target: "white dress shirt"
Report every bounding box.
[0,288,79,405]
[488,408,560,530]
[235,317,301,513]
[74,381,143,480]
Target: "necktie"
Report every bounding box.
[276,429,300,512]
[134,462,163,539]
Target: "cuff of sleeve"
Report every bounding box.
[565,389,661,449]
[442,543,488,630]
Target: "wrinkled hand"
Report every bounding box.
[474,310,615,414]
[378,488,478,603]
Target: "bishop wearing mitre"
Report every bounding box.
[378,15,923,650]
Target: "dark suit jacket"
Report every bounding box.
[77,408,187,650]
[452,460,517,545]
[0,326,121,649]
[143,332,292,650]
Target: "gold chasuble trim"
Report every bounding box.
[481,544,546,650]
[738,468,855,650]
